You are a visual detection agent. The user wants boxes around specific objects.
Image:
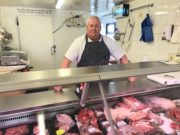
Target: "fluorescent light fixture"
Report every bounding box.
[155,11,168,15]
[56,0,64,9]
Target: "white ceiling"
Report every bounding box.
[0,0,116,17]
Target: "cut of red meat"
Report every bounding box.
[123,96,147,111]
[0,130,2,135]
[128,111,147,121]
[170,122,180,130]
[132,120,154,134]
[4,125,29,135]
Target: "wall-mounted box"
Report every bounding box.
[112,4,129,18]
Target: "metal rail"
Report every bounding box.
[0,61,179,93]
[130,3,154,12]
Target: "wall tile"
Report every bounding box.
[117,0,180,62]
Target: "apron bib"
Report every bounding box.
[76,35,110,93]
[77,35,110,67]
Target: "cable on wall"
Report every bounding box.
[53,12,87,34]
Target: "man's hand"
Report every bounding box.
[53,86,63,92]
[128,76,136,82]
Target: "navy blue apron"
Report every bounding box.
[77,35,110,67]
[140,14,154,42]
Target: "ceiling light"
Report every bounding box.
[56,0,64,9]
[155,11,168,15]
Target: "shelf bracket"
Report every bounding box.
[98,81,117,135]
[80,82,89,107]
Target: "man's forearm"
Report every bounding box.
[119,55,129,64]
[60,57,72,68]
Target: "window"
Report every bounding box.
[106,23,116,35]
[106,23,116,38]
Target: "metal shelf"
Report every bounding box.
[0,61,179,93]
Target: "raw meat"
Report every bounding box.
[147,97,176,110]
[56,114,75,131]
[117,125,137,135]
[123,96,147,110]
[128,111,147,121]
[167,108,180,122]
[90,118,99,128]
[170,122,180,130]
[131,120,154,134]
[146,128,165,135]
[78,108,95,125]
[33,125,49,135]
[115,120,126,128]
[173,99,180,107]
[101,121,110,128]
[145,102,165,113]
[57,124,70,132]
[148,112,164,125]
[66,133,79,135]
[79,125,102,135]
[94,109,105,121]
[0,130,2,135]
[116,102,132,111]
[104,107,131,121]
[159,115,176,134]
[5,125,29,135]
[56,114,75,127]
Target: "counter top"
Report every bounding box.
[0,77,179,117]
[0,61,179,93]
[0,88,79,117]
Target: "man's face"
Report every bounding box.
[86,18,101,41]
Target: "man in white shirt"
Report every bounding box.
[54,16,135,91]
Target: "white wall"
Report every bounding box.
[0,6,22,49]
[0,6,90,69]
[116,0,180,62]
[52,10,90,68]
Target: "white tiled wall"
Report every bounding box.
[117,0,180,62]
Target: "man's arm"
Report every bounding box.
[61,57,72,68]
[119,54,129,64]
[53,57,72,92]
[119,55,136,82]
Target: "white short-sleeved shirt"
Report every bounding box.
[65,35,125,63]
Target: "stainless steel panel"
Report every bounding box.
[1,77,178,116]
[84,78,180,101]
[99,62,180,80]
[0,61,179,93]
[0,88,79,117]
[0,77,179,128]
[0,69,100,92]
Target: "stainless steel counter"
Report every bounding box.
[0,77,179,117]
[0,61,180,93]
[0,61,179,129]
[0,88,79,117]
[85,78,180,101]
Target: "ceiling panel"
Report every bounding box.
[0,0,56,9]
[0,0,117,17]
[90,0,114,17]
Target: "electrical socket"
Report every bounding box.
[73,18,85,27]
[66,18,74,27]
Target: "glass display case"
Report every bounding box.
[0,61,179,135]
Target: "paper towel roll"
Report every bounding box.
[170,26,180,43]
[164,25,173,41]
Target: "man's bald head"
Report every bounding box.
[86,16,101,26]
[86,16,101,41]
